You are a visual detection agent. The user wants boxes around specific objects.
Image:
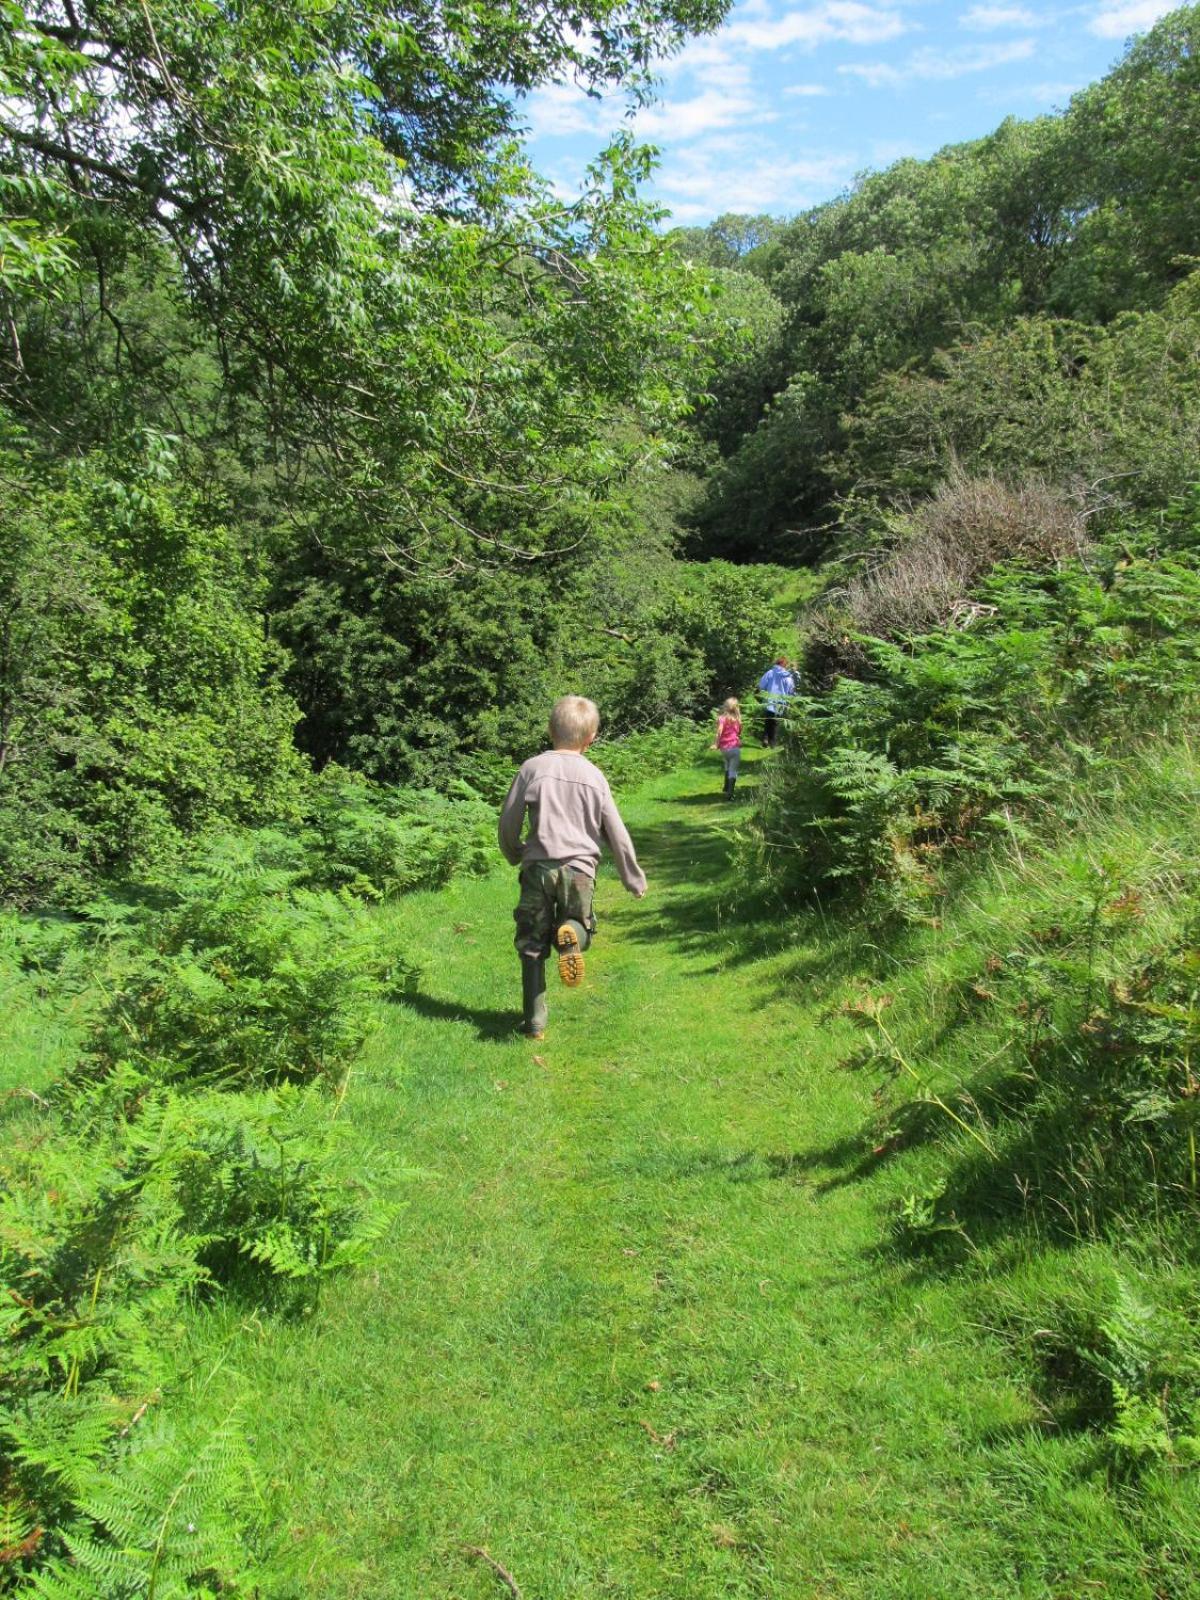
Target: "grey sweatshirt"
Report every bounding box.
[497,748,646,894]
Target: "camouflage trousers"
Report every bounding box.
[513,860,596,959]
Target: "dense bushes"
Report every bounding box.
[572,558,786,735]
[755,495,1200,921]
[808,472,1090,679]
[80,841,385,1092]
[271,557,559,786]
[272,549,784,785]
[0,438,305,908]
[298,767,494,899]
[0,434,513,907]
[996,901,1200,1244]
[0,840,415,1593]
[845,272,1200,511]
[590,717,708,791]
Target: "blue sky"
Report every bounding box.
[519,0,1184,225]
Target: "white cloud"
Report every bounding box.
[726,2,908,52]
[634,80,775,139]
[658,4,908,94]
[661,34,758,90]
[659,141,857,221]
[960,5,1044,28]
[523,81,610,138]
[840,37,1036,87]
[537,6,905,151]
[1088,1,1176,37]
[524,52,775,150]
[978,77,1082,105]
[658,0,907,72]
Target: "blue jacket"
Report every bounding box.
[758,665,795,714]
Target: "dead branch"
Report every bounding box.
[462,1545,523,1599]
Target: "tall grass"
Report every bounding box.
[838,738,1200,1481]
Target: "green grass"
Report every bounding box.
[163,746,1199,1595]
[0,942,89,1096]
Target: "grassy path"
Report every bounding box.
[219,752,1106,1598]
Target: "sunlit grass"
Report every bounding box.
[175,744,1200,1597]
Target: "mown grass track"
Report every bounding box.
[197,748,1196,1599]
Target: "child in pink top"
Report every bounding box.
[713,697,742,801]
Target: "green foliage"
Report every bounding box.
[300,766,494,900]
[124,1084,398,1284]
[692,370,840,561]
[972,892,1200,1246]
[0,1100,255,1593]
[755,507,1200,920]
[23,1407,257,1599]
[0,0,729,405]
[1052,7,1200,321]
[589,718,708,792]
[572,559,786,734]
[690,9,1200,558]
[824,742,1200,1500]
[272,554,562,784]
[0,0,725,594]
[1,0,738,903]
[692,115,1070,551]
[81,838,382,1093]
[0,833,408,1591]
[985,1260,1200,1477]
[688,268,788,461]
[665,213,785,270]
[654,562,785,705]
[846,271,1200,509]
[274,546,784,781]
[0,437,304,907]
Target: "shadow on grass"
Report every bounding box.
[618,775,906,1002]
[601,1138,890,1192]
[661,786,761,808]
[394,990,518,1042]
[617,807,869,989]
[763,1144,889,1193]
[603,1146,766,1183]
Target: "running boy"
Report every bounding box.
[498,696,647,1041]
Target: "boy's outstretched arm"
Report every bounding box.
[497,774,527,866]
[601,796,647,898]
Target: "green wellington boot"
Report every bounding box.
[521,955,548,1039]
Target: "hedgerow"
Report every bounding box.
[754,493,1200,923]
[0,834,417,1593]
[824,739,1200,1479]
[0,440,307,911]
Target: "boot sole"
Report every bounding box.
[556,924,585,987]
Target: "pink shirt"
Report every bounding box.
[716,716,741,751]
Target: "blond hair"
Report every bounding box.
[549,695,600,749]
[721,697,740,717]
